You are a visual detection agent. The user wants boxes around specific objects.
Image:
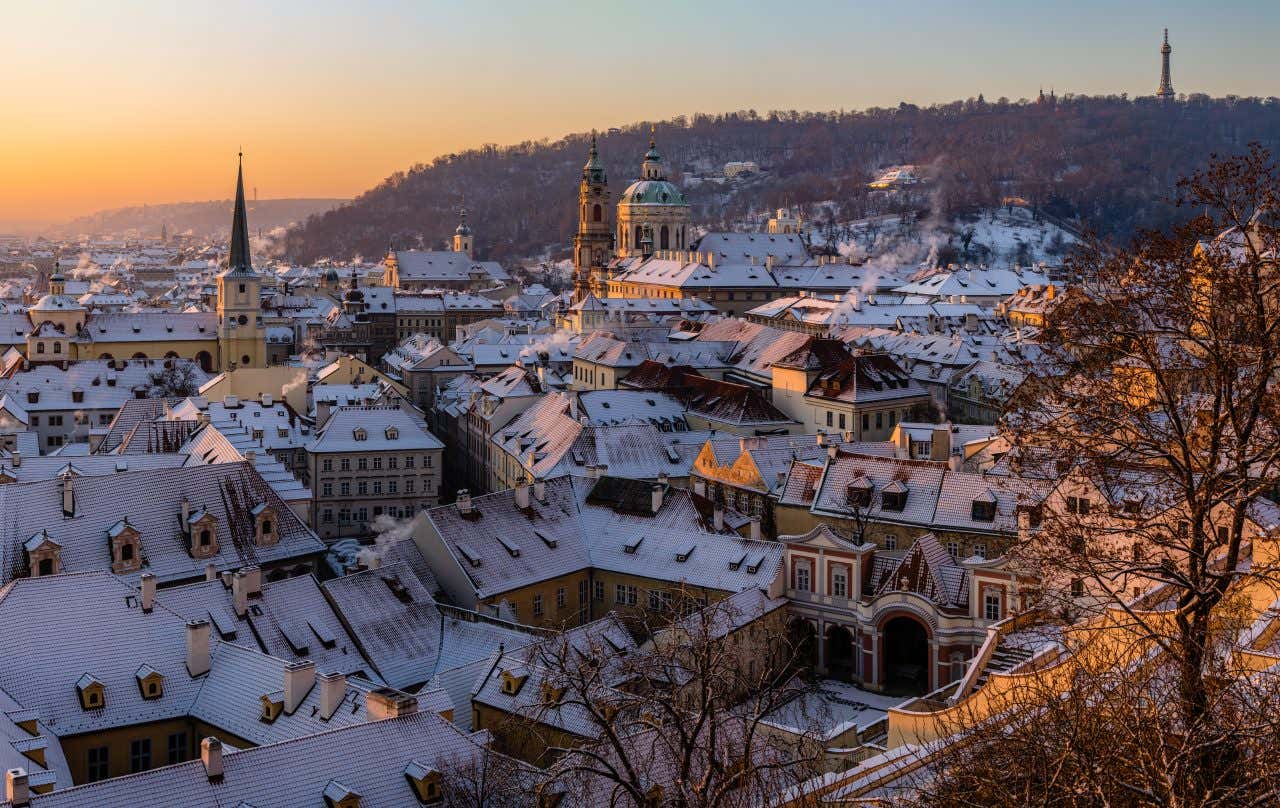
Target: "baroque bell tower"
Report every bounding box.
[216,153,266,371]
[573,133,612,302]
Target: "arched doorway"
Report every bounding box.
[195,351,213,372]
[787,619,818,675]
[131,352,147,359]
[882,615,930,696]
[825,625,855,682]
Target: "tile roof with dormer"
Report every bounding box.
[306,406,442,454]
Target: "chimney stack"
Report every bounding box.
[140,572,156,613]
[749,515,762,541]
[283,660,316,714]
[514,478,530,509]
[231,570,249,617]
[651,484,664,514]
[180,496,191,529]
[204,562,217,582]
[533,477,546,501]
[201,737,223,782]
[9,451,18,468]
[186,619,211,677]
[5,768,29,807]
[365,687,419,720]
[61,474,75,517]
[456,490,471,514]
[816,430,826,447]
[713,503,724,532]
[317,671,346,720]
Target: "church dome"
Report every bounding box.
[30,293,85,313]
[620,179,687,207]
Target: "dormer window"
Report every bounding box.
[108,518,143,574]
[77,674,105,710]
[24,530,61,578]
[260,692,284,723]
[540,680,566,706]
[846,476,873,508]
[352,427,368,441]
[322,780,362,808]
[499,670,528,696]
[135,665,164,700]
[251,503,278,547]
[404,761,443,804]
[971,489,998,522]
[881,480,909,512]
[187,510,219,559]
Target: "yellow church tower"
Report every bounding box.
[216,154,267,371]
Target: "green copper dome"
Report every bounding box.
[620,179,687,206]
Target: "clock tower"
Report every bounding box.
[216,154,266,370]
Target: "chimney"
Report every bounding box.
[231,571,249,617]
[180,496,191,529]
[244,450,255,466]
[201,737,223,781]
[514,478,530,509]
[651,484,664,514]
[776,470,787,490]
[9,451,18,468]
[186,619,211,677]
[533,477,546,501]
[931,425,952,462]
[241,565,262,596]
[815,430,826,447]
[5,768,29,807]
[283,660,316,714]
[61,474,75,516]
[749,515,762,541]
[828,443,838,461]
[713,503,724,532]
[365,687,419,720]
[205,562,217,581]
[456,490,472,514]
[317,671,346,720]
[140,572,156,613]
[657,471,669,486]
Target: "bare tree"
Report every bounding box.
[147,361,202,397]
[925,146,1280,805]
[487,589,829,807]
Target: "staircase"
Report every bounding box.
[971,640,1036,689]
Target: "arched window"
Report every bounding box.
[121,543,134,561]
[660,225,670,250]
[199,530,211,547]
[36,343,45,354]
[592,204,602,222]
[131,352,147,359]
[635,225,643,250]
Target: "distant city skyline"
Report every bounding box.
[3,0,1278,225]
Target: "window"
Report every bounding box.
[532,595,543,617]
[615,584,626,604]
[556,587,566,608]
[129,738,152,773]
[578,579,588,605]
[340,482,350,496]
[322,509,333,524]
[839,413,846,430]
[371,481,381,495]
[648,590,662,611]
[826,411,833,427]
[946,541,960,560]
[832,565,848,598]
[1070,578,1085,597]
[405,455,415,469]
[971,500,997,521]
[340,458,350,472]
[794,562,811,592]
[167,732,188,765]
[595,581,605,601]
[87,746,109,782]
[884,535,897,551]
[199,529,211,547]
[356,507,368,522]
[984,591,1002,621]
[388,480,398,494]
[322,482,333,497]
[973,543,987,559]
[372,457,382,470]
[388,456,398,470]
[405,479,415,493]
[322,459,333,472]
[1216,525,1229,543]
[357,458,368,471]
[1066,496,1090,516]
[425,455,433,468]
[876,412,883,429]
[627,586,637,606]
[861,413,869,432]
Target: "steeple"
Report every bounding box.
[228,152,254,274]
[641,125,664,181]
[573,132,613,304]
[452,197,474,258]
[1156,28,1175,101]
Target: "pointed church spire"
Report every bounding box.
[228,151,254,273]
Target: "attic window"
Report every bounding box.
[971,499,997,522]
[136,665,164,700]
[352,427,368,441]
[623,536,644,554]
[745,552,766,575]
[675,543,696,563]
[403,761,443,804]
[322,779,362,808]
[385,426,399,440]
[456,542,483,567]
[533,529,558,549]
[881,481,909,512]
[496,536,521,558]
[76,674,105,710]
[260,693,284,723]
[499,670,529,696]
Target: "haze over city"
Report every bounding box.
[4,0,1279,225]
